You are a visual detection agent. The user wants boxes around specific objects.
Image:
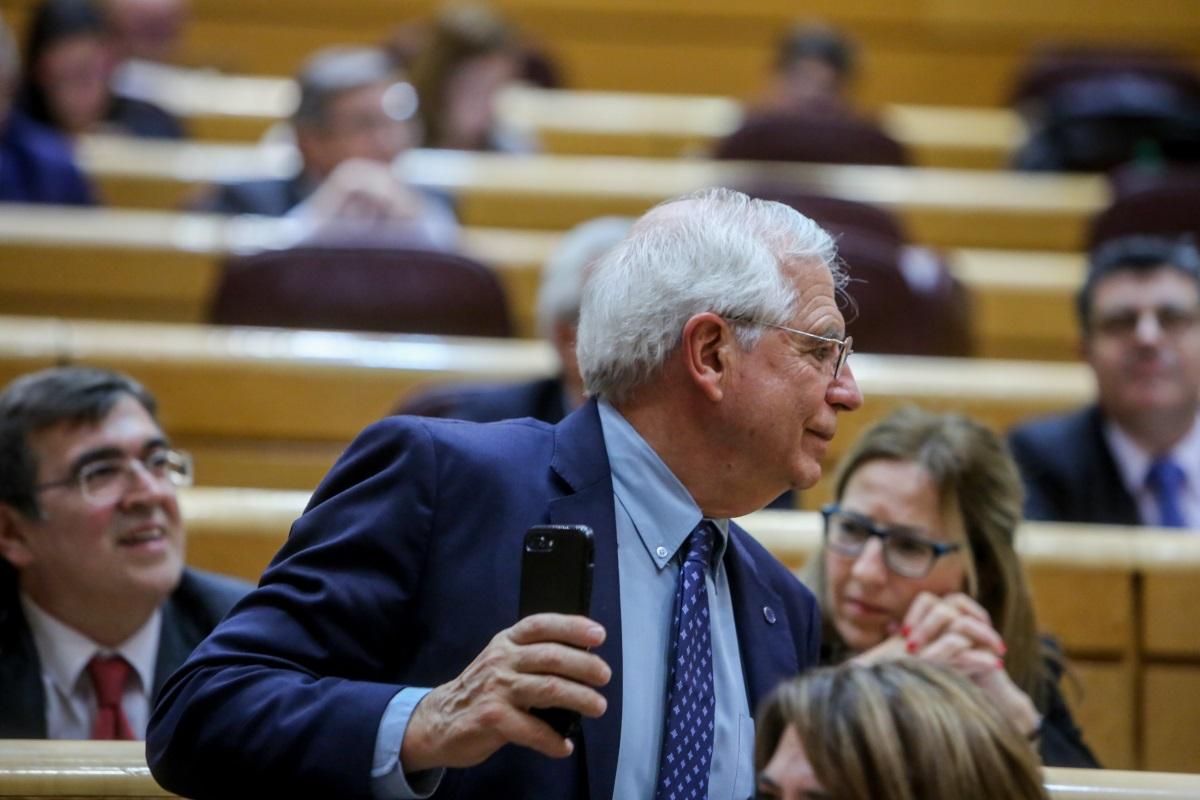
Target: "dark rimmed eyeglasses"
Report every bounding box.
[730,318,853,380]
[820,504,961,579]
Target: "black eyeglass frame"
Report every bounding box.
[819,503,962,579]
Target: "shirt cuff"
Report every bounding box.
[370,687,445,800]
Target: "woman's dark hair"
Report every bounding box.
[17,0,110,127]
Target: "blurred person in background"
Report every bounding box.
[101,0,187,64]
[0,10,93,203]
[753,22,858,117]
[1010,236,1200,528]
[192,45,458,250]
[407,3,535,153]
[803,406,1099,767]
[18,0,183,138]
[399,216,633,423]
[755,660,1049,800]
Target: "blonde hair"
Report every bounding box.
[803,406,1049,707]
[756,660,1049,800]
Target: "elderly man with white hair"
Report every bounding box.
[148,187,863,800]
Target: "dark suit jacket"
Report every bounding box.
[1008,405,1141,525]
[0,111,94,206]
[190,175,314,217]
[147,401,821,799]
[398,376,570,424]
[0,567,249,738]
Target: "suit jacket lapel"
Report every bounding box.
[1086,406,1143,525]
[0,583,49,738]
[547,401,622,800]
[724,526,800,713]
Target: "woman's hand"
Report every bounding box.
[854,591,1041,738]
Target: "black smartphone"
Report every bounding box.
[519,524,595,737]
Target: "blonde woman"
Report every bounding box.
[756,660,1049,800]
[803,406,1097,767]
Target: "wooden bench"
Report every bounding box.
[74,135,1109,251]
[177,486,1200,770]
[0,314,1094,496]
[2,739,1197,798]
[27,58,1029,169]
[0,203,1083,360]
[6,0,1199,105]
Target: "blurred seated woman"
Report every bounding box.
[18,0,182,138]
[756,660,1049,800]
[407,3,534,153]
[803,406,1098,767]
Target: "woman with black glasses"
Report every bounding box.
[801,406,1098,768]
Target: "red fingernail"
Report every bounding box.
[901,625,911,637]
[996,659,1005,669]
[906,639,918,654]
[998,642,1008,655]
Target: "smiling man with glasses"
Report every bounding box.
[1010,235,1200,530]
[0,366,248,740]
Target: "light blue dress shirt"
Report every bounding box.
[600,400,755,800]
[369,400,754,799]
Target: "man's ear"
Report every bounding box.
[0,504,35,570]
[681,313,737,403]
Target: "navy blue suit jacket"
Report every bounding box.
[0,111,94,205]
[1008,405,1141,525]
[147,402,820,799]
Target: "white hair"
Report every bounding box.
[536,216,635,339]
[577,187,842,404]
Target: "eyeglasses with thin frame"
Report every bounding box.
[33,449,193,506]
[820,504,961,579]
[730,317,853,380]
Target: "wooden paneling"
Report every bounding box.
[1142,667,1200,773]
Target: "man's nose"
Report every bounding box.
[1134,309,1165,344]
[829,362,863,412]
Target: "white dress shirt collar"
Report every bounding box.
[1103,412,1200,530]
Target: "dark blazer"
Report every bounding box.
[0,567,249,738]
[190,175,314,217]
[398,376,570,424]
[147,401,821,799]
[1039,649,1100,768]
[1008,405,1141,525]
[0,111,94,206]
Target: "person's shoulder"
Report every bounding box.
[109,96,186,139]
[727,520,813,604]
[1009,405,1099,457]
[172,568,253,621]
[193,177,297,216]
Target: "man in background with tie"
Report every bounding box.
[0,367,249,739]
[1010,236,1200,529]
[147,187,863,799]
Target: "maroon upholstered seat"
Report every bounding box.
[713,111,908,166]
[1088,181,1200,250]
[210,246,513,337]
[739,185,907,244]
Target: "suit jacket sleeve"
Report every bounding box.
[1038,653,1101,768]
[147,417,442,799]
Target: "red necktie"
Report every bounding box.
[87,655,135,740]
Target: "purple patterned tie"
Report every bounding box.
[654,520,715,800]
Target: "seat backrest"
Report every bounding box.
[713,111,909,166]
[740,185,908,245]
[836,232,972,357]
[1088,183,1200,250]
[210,246,513,337]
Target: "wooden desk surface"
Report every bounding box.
[0,313,1095,494]
[90,62,1031,168]
[2,738,1197,798]
[75,135,1109,251]
[0,203,1083,359]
